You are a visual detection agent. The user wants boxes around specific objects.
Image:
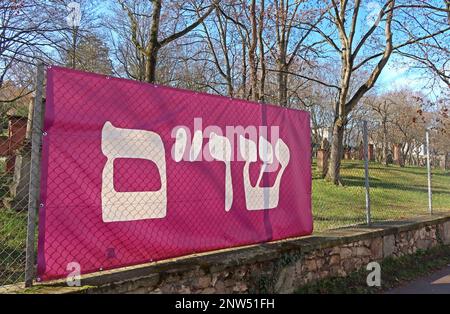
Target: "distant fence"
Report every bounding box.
[0,65,448,291]
[312,120,450,232]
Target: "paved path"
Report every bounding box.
[386,266,450,294]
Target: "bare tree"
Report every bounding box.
[218,0,267,101]
[302,0,449,184]
[0,1,56,90]
[368,97,396,165]
[198,6,236,96]
[266,0,327,107]
[117,0,218,83]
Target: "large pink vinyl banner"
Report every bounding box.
[37,66,312,281]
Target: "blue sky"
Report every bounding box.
[88,1,447,99]
[377,57,447,100]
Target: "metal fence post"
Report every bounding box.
[25,62,45,287]
[363,120,371,226]
[426,129,433,215]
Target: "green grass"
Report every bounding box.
[0,159,27,286]
[0,209,27,286]
[296,245,450,294]
[312,160,450,232]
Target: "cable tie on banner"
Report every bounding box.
[42,132,48,136]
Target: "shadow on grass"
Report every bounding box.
[340,176,450,196]
[340,162,363,170]
[370,165,449,179]
[313,215,364,223]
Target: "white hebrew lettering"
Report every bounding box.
[258,136,274,164]
[209,132,233,211]
[101,121,167,222]
[190,130,203,161]
[172,118,204,162]
[173,128,188,162]
[239,134,258,162]
[256,136,273,187]
[239,135,290,210]
[173,128,203,162]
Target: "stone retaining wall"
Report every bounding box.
[9,214,450,294]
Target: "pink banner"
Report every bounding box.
[37,66,312,281]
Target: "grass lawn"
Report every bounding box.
[0,210,27,286]
[312,160,450,231]
[0,165,27,286]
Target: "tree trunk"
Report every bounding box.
[145,0,162,83]
[382,117,388,166]
[71,26,79,69]
[241,38,247,98]
[258,0,265,102]
[277,66,288,107]
[327,117,345,185]
[249,0,258,101]
[327,49,351,184]
[145,48,158,83]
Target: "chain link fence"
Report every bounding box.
[0,62,41,290]
[312,119,450,231]
[0,66,449,291]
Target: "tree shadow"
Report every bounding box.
[340,175,450,196]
